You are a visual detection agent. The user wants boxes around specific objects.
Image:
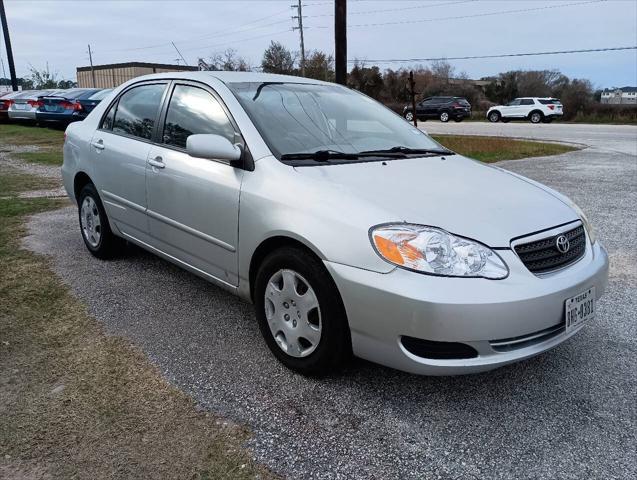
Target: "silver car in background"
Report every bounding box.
[7,89,61,121]
[62,72,609,376]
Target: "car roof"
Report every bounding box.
[122,70,336,87]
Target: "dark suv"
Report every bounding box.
[403,96,471,122]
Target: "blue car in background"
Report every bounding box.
[36,88,102,124]
[73,88,113,121]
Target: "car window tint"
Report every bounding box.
[112,83,165,140]
[508,99,521,106]
[520,99,534,105]
[539,99,561,105]
[162,84,235,149]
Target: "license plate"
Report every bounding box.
[14,104,26,110]
[45,105,57,112]
[565,287,595,332]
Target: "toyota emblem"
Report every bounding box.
[555,234,570,254]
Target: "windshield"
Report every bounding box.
[228,82,442,159]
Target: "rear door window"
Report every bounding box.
[112,83,166,141]
[162,84,235,149]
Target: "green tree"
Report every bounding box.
[303,50,334,81]
[261,41,295,74]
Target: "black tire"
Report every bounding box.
[254,246,351,376]
[488,111,501,123]
[77,183,122,259]
[439,111,450,122]
[529,111,543,124]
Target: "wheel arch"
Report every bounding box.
[528,109,544,118]
[248,235,325,303]
[73,171,94,204]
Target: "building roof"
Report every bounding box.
[602,86,637,93]
[76,61,198,72]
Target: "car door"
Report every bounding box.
[90,81,168,242]
[424,97,441,117]
[416,98,430,118]
[501,98,521,118]
[518,98,535,117]
[145,82,245,287]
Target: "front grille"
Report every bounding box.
[514,225,586,274]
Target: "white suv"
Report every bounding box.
[487,98,563,124]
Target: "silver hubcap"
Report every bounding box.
[80,196,101,248]
[406,112,413,121]
[531,113,541,122]
[441,112,449,121]
[264,269,322,358]
[490,113,498,122]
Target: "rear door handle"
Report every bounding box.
[148,156,165,169]
[91,139,105,150]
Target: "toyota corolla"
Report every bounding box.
[61,72,609,376]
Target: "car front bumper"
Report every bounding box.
[325,240,609,375]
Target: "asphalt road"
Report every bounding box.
[23,124,636,479]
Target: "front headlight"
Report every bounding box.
[370,224,508,279]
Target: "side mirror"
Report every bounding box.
[186,134,242,162]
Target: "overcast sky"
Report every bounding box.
[2,0,636,88]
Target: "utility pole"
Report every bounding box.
[292,0,306,77]
[409,71,418,127]
[335,0,346,85]
[87,44,96,88]
[0,0,18,91]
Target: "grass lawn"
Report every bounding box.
[0,123,64,149]
[14,150,63,166]
[432,134,578,162]
[0,166,273,479]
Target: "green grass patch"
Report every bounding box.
[0,167,60,195]
[0,168,275,479]
[0,123,64,149]
[15,150,63,166]
[432,134,578,162]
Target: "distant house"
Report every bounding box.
[600,86,637,104]
[76,62,198,88]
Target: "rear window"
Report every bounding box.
[455,98,470,106]
[88,89,113,100]
[62,89,93,99]
[538,99,562,105]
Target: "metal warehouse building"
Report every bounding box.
[76,62,198,88]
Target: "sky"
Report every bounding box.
[1,0,636,88]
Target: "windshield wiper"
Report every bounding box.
[280,150,359,162]
[360,146,455,156]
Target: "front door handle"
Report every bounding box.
[91,139,105,150]
[148,156,165,169]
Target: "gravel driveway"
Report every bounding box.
[23,125,636,479]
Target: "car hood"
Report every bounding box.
[293,155,578,247]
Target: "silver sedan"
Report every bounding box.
[61,72,608,376]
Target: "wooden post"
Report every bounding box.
[335,0,346,85]
[409,71,418,127]
[0,0,18,91]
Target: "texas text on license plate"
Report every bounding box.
[565,287,595,332]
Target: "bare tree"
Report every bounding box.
[203,48,251,71]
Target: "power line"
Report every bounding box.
[308,0,607,29]
[304,0,477,18]
[350,46,637,64]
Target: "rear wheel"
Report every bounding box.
[439,111,450,122]
[78,183,122,259]
[254,247,351,376]
[488,111,501,123]
[529,111,543,123]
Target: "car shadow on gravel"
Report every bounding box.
[23,206,635,480]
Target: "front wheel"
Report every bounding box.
[254,247,351,376]
[404,111,414,122]
[488,111,501,123]
[439,111,450,122]
[78,183,122,259]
